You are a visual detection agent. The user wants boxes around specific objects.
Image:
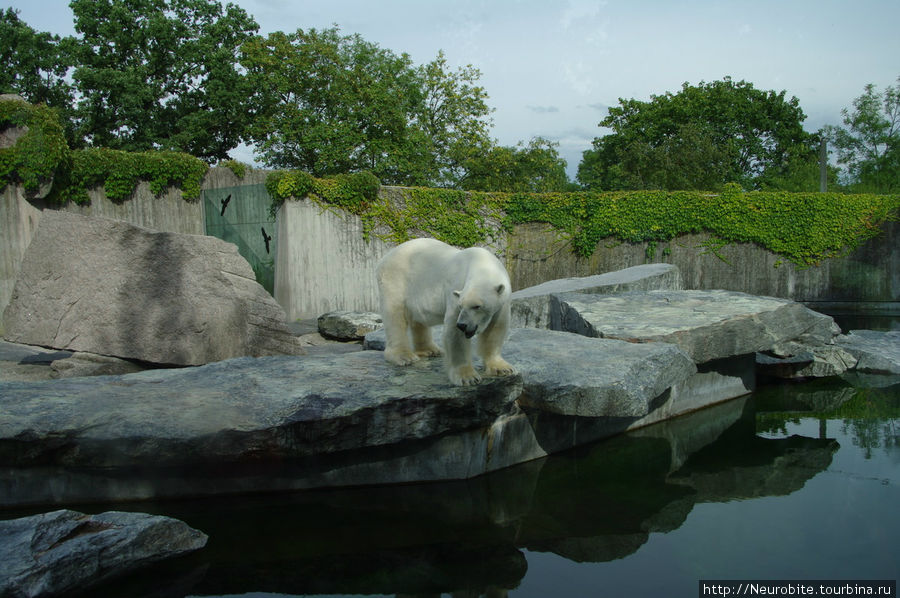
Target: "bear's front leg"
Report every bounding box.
[443,323,481,386]
[478,304,516,377]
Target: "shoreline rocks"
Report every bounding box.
[0,509,207,598]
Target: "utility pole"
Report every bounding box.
[819,139,828,192]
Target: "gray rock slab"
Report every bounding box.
[0,351,523,468]
[757,342,858,379]
[318,310,383,340]
[2,211,304,366]
[365,327,696,418]
[503,328,696,417]
[553,290,837,364]
[510,264,683,328]
[836,330,900,374]
[0,509,207,598]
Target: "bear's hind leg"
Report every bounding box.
[412,321,443,358]
[382,305,419,366]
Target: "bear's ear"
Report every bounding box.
[495,284,505,295]
[453,290,462,299]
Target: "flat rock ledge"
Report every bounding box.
[0,328,698,504]
[0,351,524,469]
[0,509,207,598]
[836,330,900,374]
[510,263,683,328]
[552,290,837,364]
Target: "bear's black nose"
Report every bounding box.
[457,322,476,338]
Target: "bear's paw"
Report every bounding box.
[449,364,482,386]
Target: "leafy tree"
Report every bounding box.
[462,137,570,192]
[579,122,730,191]
[241,27,425,183]
[578,77,814,191]
[0,9,78,140]
[827,77,899,192]
[70,0,258,161]
[241,30,495,188]
[418,51,493,187]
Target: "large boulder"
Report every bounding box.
[510,263,683,328]
[490,328,695,418]
[552,290,837,363]
[836,330,900,374]
[2,211,303,365]
[0,509,207,598]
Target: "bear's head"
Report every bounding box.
[452,283,507,338]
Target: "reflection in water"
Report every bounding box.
[40,381,900,597]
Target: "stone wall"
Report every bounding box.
[3,172,897,330]
[274,197,393,320]
[505,220,899,310]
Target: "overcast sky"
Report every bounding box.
[7,0,900,178]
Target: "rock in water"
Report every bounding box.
[2,211,303,365]
[0,509,207,598]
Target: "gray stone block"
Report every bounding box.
[2,211,303,365]
[836,330,900,374]
[510,263,683,328]
[552,290,838,364]
[317,310,383,340]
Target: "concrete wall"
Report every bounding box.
[505,220,899,309]
[4,170,897,330]
[0,185,42,327]
[274,197,393,320]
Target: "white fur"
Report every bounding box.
[376,238,516,386]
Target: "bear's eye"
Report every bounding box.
[472,305,481,310]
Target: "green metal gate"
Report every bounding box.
[202,183,277,295]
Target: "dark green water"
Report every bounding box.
[15,372,897,598]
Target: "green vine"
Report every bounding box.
[266,168,898,267]
[1,98,208,204]
[221,159,248,179]
[501,185,900,267]
[266,170,382,221]
[58,148,208,204]
[0,99,69,194]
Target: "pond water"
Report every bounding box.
[11,369,896,598]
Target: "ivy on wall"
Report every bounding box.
[501,183,900,266]
[270,170,900,268]
[1,98,208,203]
[0,99,69,194]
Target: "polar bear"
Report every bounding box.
[376,238,516,386]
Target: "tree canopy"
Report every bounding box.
[461,137,571,192]
[827,77,899,193]
[241,31,495,187]
[577,78,815,191]
[0,8,77,140]
[70,0,259,161]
